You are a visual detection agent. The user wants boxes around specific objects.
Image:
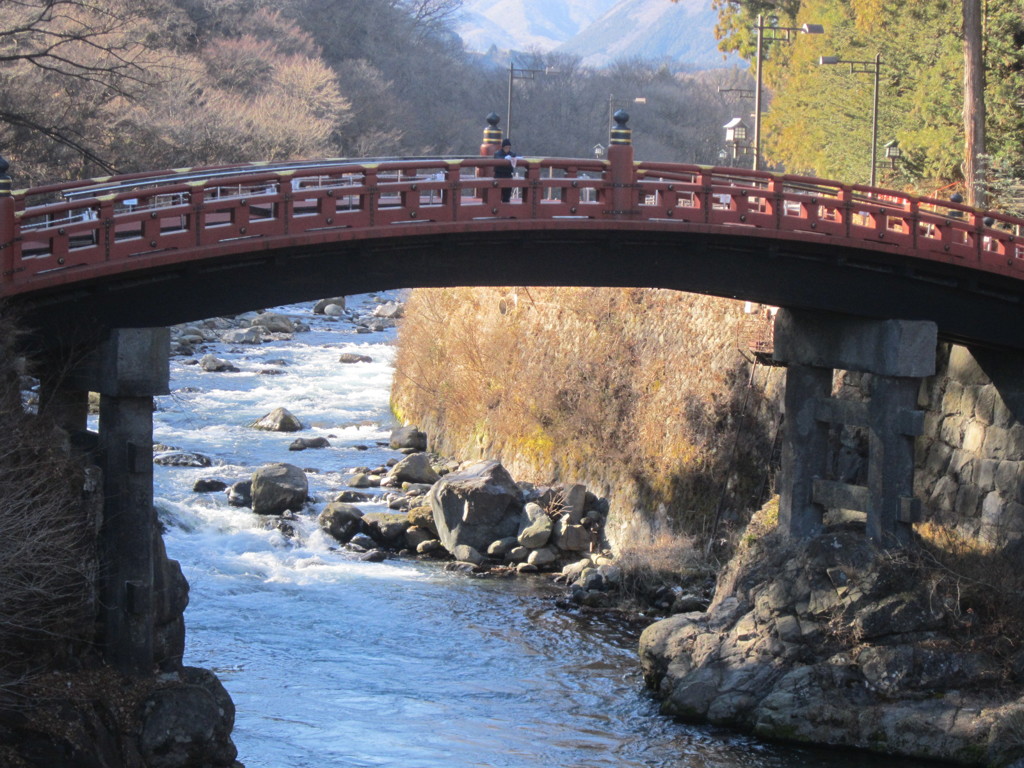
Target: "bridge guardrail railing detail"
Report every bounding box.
[4,155,1024,295]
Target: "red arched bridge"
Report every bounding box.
[4,144,1024,350]
[11,129,1024,673]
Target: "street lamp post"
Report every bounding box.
[607,95,646,129]
[819,53,882,186]
[753,15,824,171]
[506,61,556,143]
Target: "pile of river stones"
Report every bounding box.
[159,294,623,607]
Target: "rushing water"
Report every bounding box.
[144,294,945,768]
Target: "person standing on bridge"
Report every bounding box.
[494,138,517,203]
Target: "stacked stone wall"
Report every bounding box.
[916,343,1024,544]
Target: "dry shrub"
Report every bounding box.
[915,521,1024,644]
[0,316,98,694]
[614,526,714,608]
[392,286,782,546]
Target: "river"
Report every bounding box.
[144,294,945,768]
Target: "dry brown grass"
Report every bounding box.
[914,521,1024,645]
[0,314,99,700]
[613,527,715,608]
[392,286,783,549]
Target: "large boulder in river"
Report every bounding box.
[313,296,347,314]
[361,512,410,549]
[318,502,364,544]
[249,312,295,333]
[428,460,525,554]
[385,453,439,486]
[251,407,303,432]
[372,300,404,319]
[389,425,427,451]
[251,463,308,515]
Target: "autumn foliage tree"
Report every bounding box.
[707,0,1024,205]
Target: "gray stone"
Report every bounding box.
[221,327,262,344]
[251,407,303,432]
[487,536,518,558]
[372,300,404,319]
[597,563,622,586]
[335,490,372,503]
[199,354,239,372]
[154,450,211,467]
[523,501,547,522]
[362,512,410,548]
[560,484,587,523]
[527,546,557,567]
[343,472,377,488]
[387,452,440,485]
[338,353,373,364]
[313,296,347,314]
[389,425,427,451]
[554,522,590,551]
[404,525,434,551]
[518,515,553,548]
[289,436,330,451]
[416,539,446,556]
[318,502,364,544]
[226,480,251,507]
[251,463,308,515]
[428,460,524,554]
[508,546,530,562]
[672,594,709,614]
[561,558,592,583]
[192,478,227,493]
[250,312,295,333]
[452,544,485,565]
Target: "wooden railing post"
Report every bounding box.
[608,109,637,219]
[480,112,502,161]
[0,156,15,283]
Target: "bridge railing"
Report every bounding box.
[4,155,1024,295]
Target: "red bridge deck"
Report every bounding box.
[4,156,1022,297]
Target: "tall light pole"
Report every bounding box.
[820,53,883,187]
[506,61,556,143]
[607,95,647,129]
[963,0,986,207]
[753,15,824,171]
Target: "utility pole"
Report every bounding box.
[963,0,986,208]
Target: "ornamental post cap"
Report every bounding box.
[486,112,500,127]
[613,109,630,127]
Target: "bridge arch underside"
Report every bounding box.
[11,225,1024,354]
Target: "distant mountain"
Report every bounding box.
[456,0,738,70]
[457,0,619,55]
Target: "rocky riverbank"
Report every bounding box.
[639,504,1024,767]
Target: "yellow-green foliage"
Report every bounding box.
[391,287,783,545]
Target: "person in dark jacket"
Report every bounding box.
[494,138,516,202]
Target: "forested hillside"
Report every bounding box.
[2,0,1021,200]
[0,0,755,187]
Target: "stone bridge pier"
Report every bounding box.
[42,327,169,675]
[773,309,938,547]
